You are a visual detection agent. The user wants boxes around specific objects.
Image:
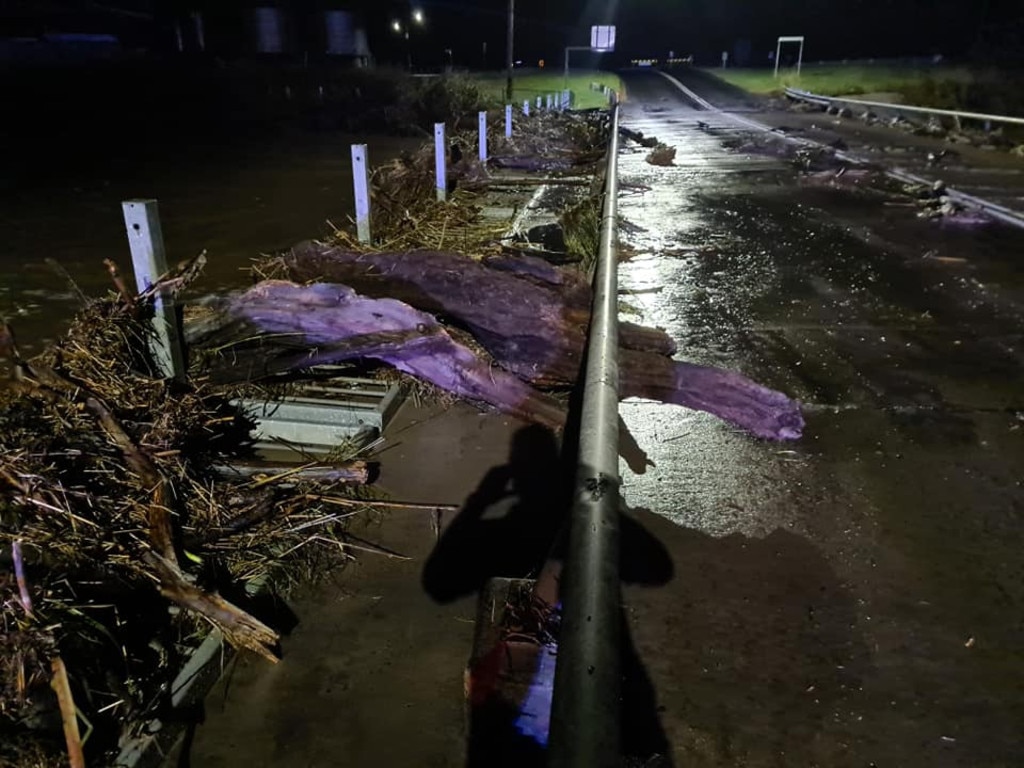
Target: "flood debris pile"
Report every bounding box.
[323,144,498,257]
[491,109,610,172]
[191,242,804,442]
[312,109,611,262]
[645,144,677,166]
[792,96,1023,154]
[194,109,804,443]
[0,277,373,766]
[715,128,995,226]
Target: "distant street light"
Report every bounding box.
[392,9,427,71]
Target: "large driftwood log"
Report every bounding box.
[187,281,567,430]
[187,279,804,440]
[280,243,678,386]
[278,244,801,438]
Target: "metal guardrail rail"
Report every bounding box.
[548,102,623,768]
[784,86,1024,128]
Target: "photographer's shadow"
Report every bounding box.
[423,424,673,604]
[422,424,568,603]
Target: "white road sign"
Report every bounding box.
[591,25,615,52]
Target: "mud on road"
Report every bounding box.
[615,69,1024,767]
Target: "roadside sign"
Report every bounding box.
[591,25,615,52]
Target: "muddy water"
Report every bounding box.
[0,132,416,359]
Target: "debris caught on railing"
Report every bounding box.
[645,144,677,166]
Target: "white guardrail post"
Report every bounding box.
[505,104,513,138]
[434,122,447,202]
[121,199,187,382]
[350,144,371,243]
[478,110,488,161]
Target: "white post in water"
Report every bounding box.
[523,99,530,116]
[478,111,488,162]
[434,122,447,202]
[121,200,186,381]
[505,104,513,138]
[350,144,371,243]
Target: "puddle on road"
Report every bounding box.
[614,109,1024,540]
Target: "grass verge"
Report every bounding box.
[471,69,622,109]
[708,63,1024,115]
[709,64,973,98]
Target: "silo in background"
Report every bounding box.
[324,10,372,66]
[249,6,290,55]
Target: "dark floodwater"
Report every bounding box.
[0,130,416,359]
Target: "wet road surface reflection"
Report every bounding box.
[616,70,1024,767]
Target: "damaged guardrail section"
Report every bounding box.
[548,102,623,768]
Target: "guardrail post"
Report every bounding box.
[548,104,623,768]
[350,144,371,244]
[121,199,187,381]
[546,93,553,110]
[523,99,530,116]
[478,111,488,161]
[434,122,447,202]
[536,95,542,110]
[505,104,513,138]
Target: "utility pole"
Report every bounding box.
[506,0,515,102]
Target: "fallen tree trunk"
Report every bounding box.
[278,243,676,387]
[187,280,804,440]
[620,351,804,441]
[187,281,567,430]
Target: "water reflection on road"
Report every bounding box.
[614,69,1024,767]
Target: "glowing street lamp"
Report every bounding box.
[392,9,427,70]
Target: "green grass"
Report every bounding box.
[710,64,974,99]
[710,63,1024,115]
[471,69,623,110]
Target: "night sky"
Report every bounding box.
[1,0,1021,68]
[364,0,1022,67]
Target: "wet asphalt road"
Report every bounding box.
[616,69,1024,766]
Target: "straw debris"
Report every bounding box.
[299,109,612,262]
[0,264,376,765]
